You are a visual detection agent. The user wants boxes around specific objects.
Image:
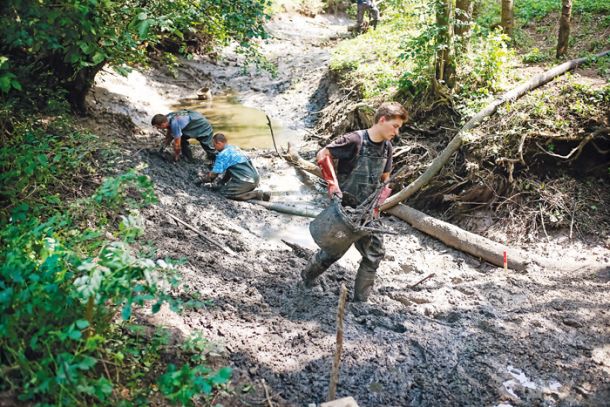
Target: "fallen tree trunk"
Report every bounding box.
[279,145,592,272]
[388,204,534,270]
[249,200,320,218]
[284,142,322,177]
[380,49,610,211]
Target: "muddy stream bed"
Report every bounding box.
[87,11,610,407]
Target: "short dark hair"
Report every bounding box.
[213,133,227,143]
[374,102,408,123]
[151,114,168,126]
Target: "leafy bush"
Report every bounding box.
[0,108,230,405]
[158,364,232,406]
[0,116,96,222]
[522,47,549,64]
[0,0,271,111]
[0,56,21,94]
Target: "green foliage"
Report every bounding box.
[0,106,229,404]
[514,0,610,22]
[458,27,514,95]
[0,0,271,108]
[0,116,96,221]
[331,7,415,98]
[522,47,549,64]
[0,56,21,94]
[397,2,513,108]
[158,364,232,406]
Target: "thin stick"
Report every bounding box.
[328,284,348,401]
[266,114,281,158]
[569,200,577,240]
[539,204,550,243]
[410,273,436,289]
[261,378,273,407]
[166,213,236,256]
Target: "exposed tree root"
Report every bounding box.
[278,146,588,272]
[381,49,610,211]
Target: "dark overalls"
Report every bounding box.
[168,111,216,161]
[356,0,380,32]
[303,131,389,302]
[216,160,263,201]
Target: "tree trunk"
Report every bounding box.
[66,63,106,115]
[386,204,590,272]
[278,147,593,272]
[556,0,572,58]
[435,0,456,89]
[455,0,474,38]
[501,0,514,38]
[49,53,105,115]
[380,49,610,211]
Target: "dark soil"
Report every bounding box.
[86,11,610,407]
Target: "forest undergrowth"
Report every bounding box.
[0,103,233,405]
[317,0,610,243]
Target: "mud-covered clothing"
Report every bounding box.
[356,0,379,30]
[303,129,393,301]
[327,130,391,206]
[166,110,216,160]
[326,130,392,177]
[304,232,385,301]
[212,145,261,200]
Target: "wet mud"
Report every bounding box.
[89,12,610,407]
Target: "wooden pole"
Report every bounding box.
[328,284,348,401]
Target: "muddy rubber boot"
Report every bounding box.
[353,266,376,302]
[256,190,271,201]
[301,257,328,288]
[181,143,194,161]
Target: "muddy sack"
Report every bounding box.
[309,200,370,257]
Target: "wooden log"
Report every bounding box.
[249,200,319,218]
[380,49,610,211]
[285,142,322,177]
[386,204,572,271]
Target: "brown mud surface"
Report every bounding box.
[85,12,610,407]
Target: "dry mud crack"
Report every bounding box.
[89,12,610,407]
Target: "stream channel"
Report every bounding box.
[89,10,610,407]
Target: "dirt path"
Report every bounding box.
[88,12,610,407]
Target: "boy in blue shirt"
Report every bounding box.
[200,133,270,201]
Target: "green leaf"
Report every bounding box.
[121,303,132,320]
[152,302,162,313]
[0,76,10,92]
[91,52,105,65]
[211,367,232,384]
[77,355,97,370]
[138,20,152,38]
[68,328,82,340]
[75,319,90,329]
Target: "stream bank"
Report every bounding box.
[85,11,610,407]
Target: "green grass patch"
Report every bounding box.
[330,11,416,99]
[515,0,610,21]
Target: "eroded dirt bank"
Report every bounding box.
[87,12,610,407]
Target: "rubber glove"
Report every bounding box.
[373,185,392,217]
[317,156,342,199]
